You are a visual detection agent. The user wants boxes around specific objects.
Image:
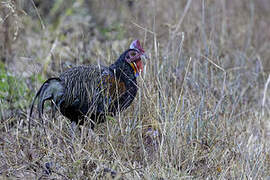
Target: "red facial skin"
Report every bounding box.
[128,40,146,74]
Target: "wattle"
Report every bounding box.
[135,60,143,73]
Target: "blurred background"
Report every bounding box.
[1,0,270,178]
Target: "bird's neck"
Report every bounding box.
[109,60,136,82]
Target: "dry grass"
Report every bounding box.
[1,0,270,179]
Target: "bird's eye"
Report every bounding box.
[130,51,137,57]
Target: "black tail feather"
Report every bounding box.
[28,78,62,134]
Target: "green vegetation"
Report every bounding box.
[0,0,270,179]
[0,62,32,119]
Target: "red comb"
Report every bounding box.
[130,40,145,53]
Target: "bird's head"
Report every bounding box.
[124,40,147,77]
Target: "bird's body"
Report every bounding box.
[58,63,137,125]
[29,40,146,132]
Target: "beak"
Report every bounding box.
[140,53,148,60]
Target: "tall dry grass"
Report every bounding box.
[0,0,270,179]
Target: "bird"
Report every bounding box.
[29,40,147,133]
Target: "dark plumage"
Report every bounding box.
[29,40,146,132]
